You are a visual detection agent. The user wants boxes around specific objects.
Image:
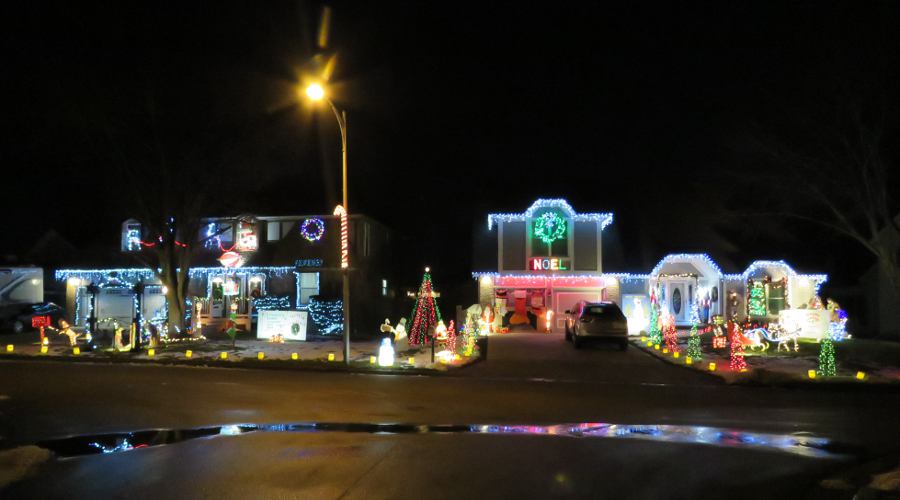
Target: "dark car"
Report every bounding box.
[0,302,65,334]
[564,301,628,350]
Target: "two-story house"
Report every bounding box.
[56,212,395,339]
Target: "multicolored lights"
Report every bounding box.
[300,218,325,242]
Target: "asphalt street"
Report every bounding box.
[0,332,898,499]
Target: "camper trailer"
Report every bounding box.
[0,267,63,333]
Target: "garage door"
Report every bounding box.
[554,291,602,331]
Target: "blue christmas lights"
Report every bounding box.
[307,297,343,335]
[253,295,291,311]
[55,266,296,285]
[487,198,614,231]
[650,253,725,277]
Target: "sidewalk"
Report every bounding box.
[0,330,480,372]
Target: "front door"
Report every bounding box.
[210,279,225,317]
[667,281,687,324]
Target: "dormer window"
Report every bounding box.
[121,219,142,252]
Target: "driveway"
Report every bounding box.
[461,331,714,386]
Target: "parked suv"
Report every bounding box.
[564,301,628,350]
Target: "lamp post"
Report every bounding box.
[306,83,351,365]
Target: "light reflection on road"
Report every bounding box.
[40,421,847,459]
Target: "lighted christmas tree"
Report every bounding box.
[729,321,748,371]
[408,268,442,346]
[648,288,662,345]
[818,338,836,376]
[748,280,766,317]
[663,314,679,352]
[686,300,702,360]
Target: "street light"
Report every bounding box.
[305,82,351,365]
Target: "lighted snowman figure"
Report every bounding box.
[377,337,395,366]
[629,296,647,335]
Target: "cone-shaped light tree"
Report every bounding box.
[648,288,662,345]
[686,300,702,359]
[408,268,442,346]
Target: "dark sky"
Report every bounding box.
[3,1,898,292]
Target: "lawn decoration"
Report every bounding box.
[738,327,768,352]
[648,288,663,346]
[380,318,395,341]
[56,319,81,347]
[826,299,849,341]
[686,301,702,360]
[225,302,239,349]
[728,321,748,371]
[712,335,727,349]
[377,337,395,367]
[663,313,679,353]
[394,317,407,342]
[768,323,799,352]
[818,337,836,376]
[408,269,442,345]
[481,304,495,335]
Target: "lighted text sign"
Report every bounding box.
[531,257,570,271]
[295,259,324,268]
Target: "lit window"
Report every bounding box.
[266,221,281,241]
[299,272,319,305]
[382,279,388,297]
[121,219,142,252]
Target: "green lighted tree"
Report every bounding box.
[686,300,702,360]
[648,288,662,345]
[818,338,836,376]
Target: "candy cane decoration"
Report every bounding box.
[333,205,349,269]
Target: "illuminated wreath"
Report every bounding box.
[300,218,325,242]
[534,212,566,245]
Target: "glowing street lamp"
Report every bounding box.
[305,81,351,365]
[305,83,325,101]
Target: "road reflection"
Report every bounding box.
[37,421,847,459]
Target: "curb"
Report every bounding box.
[630,339,900,392]
[0,351,479,377]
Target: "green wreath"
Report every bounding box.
[534,212,566,245]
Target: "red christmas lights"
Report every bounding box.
[408,270,442,346]
[729,321,748,371]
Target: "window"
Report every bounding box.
[299,272,319,305]
[249,275,265,299]
[121,220,142,252]
[7,278,41,303]
[672,288,682,315]
[767,279,787,315]
[381,279,388,297]
[235,220,258,252]
[266,221,281,241]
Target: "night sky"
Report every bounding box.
[3,2,899,298]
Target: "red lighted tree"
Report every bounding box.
[729,321,748,372]
[663,315,679,353]
[408,269,442,346]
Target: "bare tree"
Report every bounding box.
[742,100,900,307]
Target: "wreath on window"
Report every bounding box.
[300,218,325,242]
[534,212,566,245]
